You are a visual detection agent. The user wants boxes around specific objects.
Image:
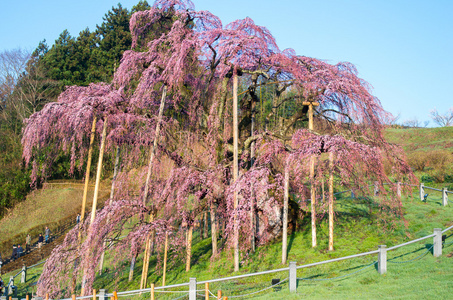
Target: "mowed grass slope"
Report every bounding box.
[5,190,452,299]
[1,127,452,298]
[0,181,110,256]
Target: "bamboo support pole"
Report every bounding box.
[329,152,334,251]
[72,295,76,300]
[186,225,194,272]
[90,117,108,225]
[306,101,319,248]
[93,289,97,300]
[163,232,168,285]
[140,87,167,288]
[113,291,118,300]
[233,72,239,272]
[217,290,222,300]
[205,282,209,300]
[150,283,155,300]
[282,167,289,264]
[80,116,97,224]
[45,293,49,300]
[210,203,218,256]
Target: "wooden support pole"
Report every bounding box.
[217,290,222,300]
[233,72,239,272]
[90,117,108,225]
[305,101,319,248]
[113,291,118,300]
[210,203,218,256]
[93,289,97,300]
[150,283,155,300]
[163,232,168,286]
[46,294,49,300]
[329,152,334,251]
[81,116,96,224]
[282,167,289,264]
[140,87,167,288]
[186,225,193,272]
[72,295,76,300]
[26,295,29,300]
[205,282,209,300]
[310,155,317,248]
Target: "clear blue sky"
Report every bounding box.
[1,0,452,126]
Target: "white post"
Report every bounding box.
[378,245,387,274]
[442,188,448,206]
[189,278,197,300]
[8,276,14,295]
[419,182,424,201]
[289,261,297,292]
[99,289,106,300]
[21,265,26,283]
[433,228,442,257]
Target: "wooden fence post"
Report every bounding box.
[378,245,387,274]
[419,182,424,201]
[150,283,155,300]
[205,282,209,300]
[289,261,297,292]
[442,188,448,206]
[72,294,76,300]
[217,290,222,300]
[45,293,49,300]
[433,228,442,257]
[93,288,97,300]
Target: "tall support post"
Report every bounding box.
[140,86,167,289]
[186,225,193,272]
[378,245,387,274]
[328,152,334,251]
[289,261,297,292]
[233,72,239,271]
[310,155,317,248]
[419,182,424,201]
[210,202,218,256]
[189,278,197,300]
[442,188,448,206]
[100,146,121,274]
[90,117,108,225]
[303,101,319,248]
[250,82,257,253]
[282,167,289,264]
[81,116,97,224]
[396,182,402,198]
[162,232,168,286]
[433,228,442,257]
[128,255,136,282]
[203,211,208,239]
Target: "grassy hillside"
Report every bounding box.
[0,180,110,258]
[3,189,453,299]
[385,126,453,185]
[1,127,452,298]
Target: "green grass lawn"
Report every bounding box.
[7,188,451,300]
